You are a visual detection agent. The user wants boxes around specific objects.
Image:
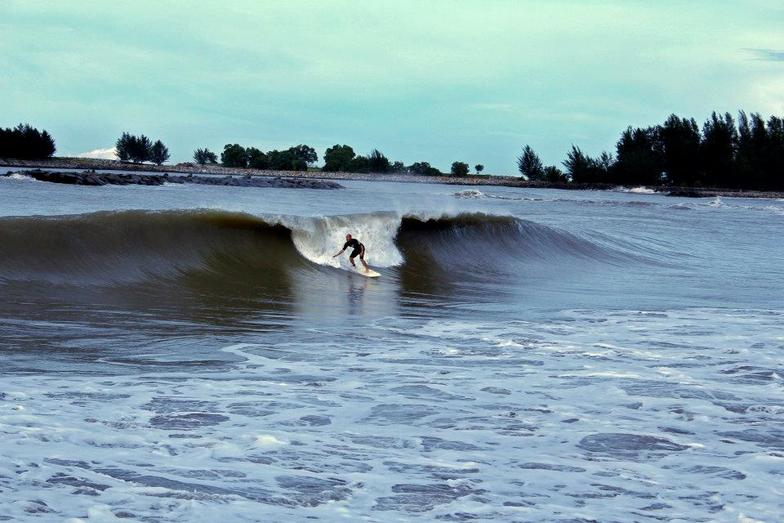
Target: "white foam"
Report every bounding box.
[255,434,288,447]
[287,212,405,268]
[5,173,38,181]
[618,186,657,194]
[454,189,485,199]
[2,307,783,521]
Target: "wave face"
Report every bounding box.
[0,210,634,290]
[0,210,301,286]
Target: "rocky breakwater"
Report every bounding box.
[5,169,343,190]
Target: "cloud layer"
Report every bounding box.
[2,1,783,172]
[76,147,117,160]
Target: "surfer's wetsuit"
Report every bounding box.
[343,238,364,259]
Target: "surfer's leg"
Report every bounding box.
[359,247,369,271]
[350,247,362,267]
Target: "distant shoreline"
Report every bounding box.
[2,157,782,199]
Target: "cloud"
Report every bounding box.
[77,147,116,160]
[746,48,784,61]
[4,2,784,171]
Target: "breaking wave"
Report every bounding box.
[0,209,642,288]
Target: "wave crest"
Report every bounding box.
[0,210,632,286]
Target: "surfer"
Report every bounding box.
[333,233,370,272]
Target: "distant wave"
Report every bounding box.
[453,189,485,199]
[615,186,657,194]
[0,210,644,288]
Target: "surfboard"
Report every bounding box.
[352,266,381,278]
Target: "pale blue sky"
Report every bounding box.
[1,1,782,173]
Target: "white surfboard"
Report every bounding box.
[352,265,381,278]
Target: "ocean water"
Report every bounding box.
[1,173,783,522]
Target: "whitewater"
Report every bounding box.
[1,173,783,522]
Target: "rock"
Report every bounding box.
[667,189,712,198]
[8,169,342,190]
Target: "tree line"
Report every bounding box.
[0,123,482,175]
[0,124,485,176]
[8,113,782,191]
[319,145,482,176]
[519,111,784,190]
[0,124,56,159]
[191,142,485,177]
[204,143,318,171]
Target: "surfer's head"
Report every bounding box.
[346,233,352,241]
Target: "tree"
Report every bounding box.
[256,147,309,171]
[368,149,391,172]
[349,155,370,173]
[563,146,591,183]
[39,130,56,158]
[271,149,299,170]
[659,114,701,186]
[134,135,153,163]
[193,148,218,165]
[563,146,612,184]
[700,112,737,188]
[116,132,132,162]
[475,164,484,174]
[409,161,441,176]
[614,126,663,186]
[246,147,268,169]
[323,144,356,172]
[150,140,170,165]
[115,132,152,163]
[451,161,469,177]
[290,144,317,166]
[264,149,286,170]
[766,115,784,189]
[517,145,544,180]
[0,124,56,159]
[737,112,771,189]
[596,152,614,178]
[221,143,248,167]
[391,161,406,173]
[544,165,567,183]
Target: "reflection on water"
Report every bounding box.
[346,273,370,315]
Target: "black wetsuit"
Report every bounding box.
[343,238,363,258]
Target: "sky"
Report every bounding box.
[1,0,783,173]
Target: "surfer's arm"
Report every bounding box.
[333,241,351,257]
